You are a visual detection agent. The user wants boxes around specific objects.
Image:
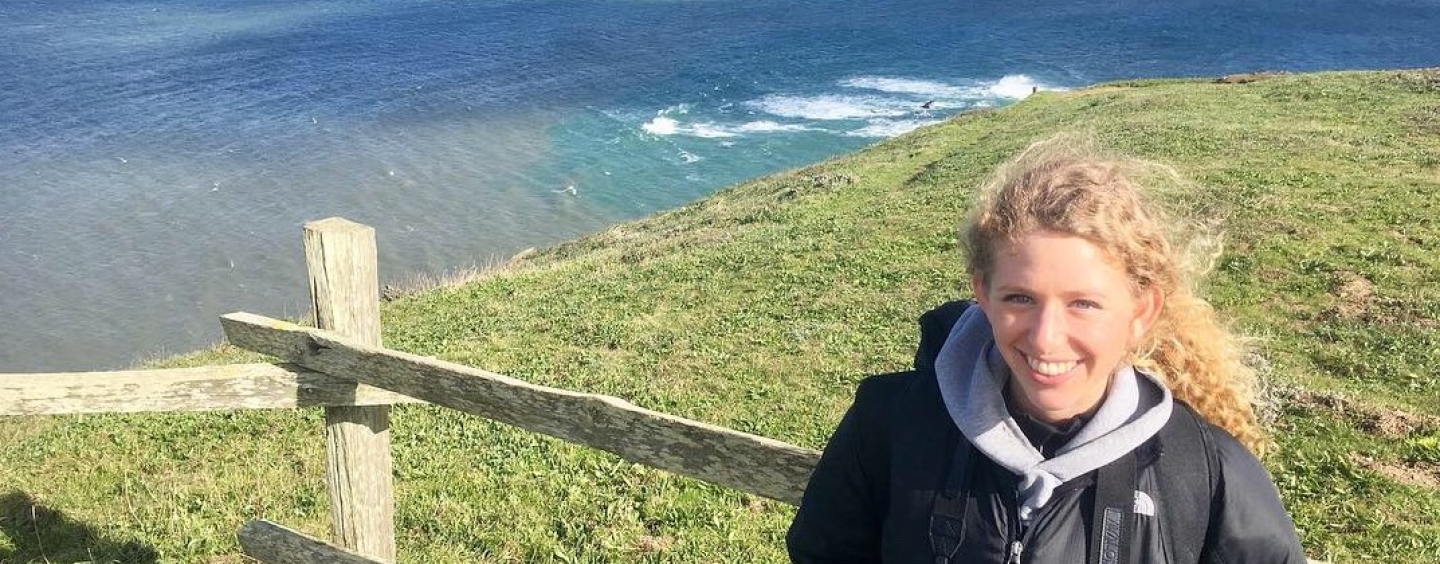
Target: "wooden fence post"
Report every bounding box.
[304,218,395,562]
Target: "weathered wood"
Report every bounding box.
[0,364,422,416]
[239,520,387,564]
[221,312,823,505]
[305,218,383,353]
[304,218,395,562]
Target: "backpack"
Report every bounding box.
[919,300,1220,564]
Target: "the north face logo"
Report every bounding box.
[1134,490,1155,516]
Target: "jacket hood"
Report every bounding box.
[914,300,975,375]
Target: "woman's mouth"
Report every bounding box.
[1025,355,1077,377]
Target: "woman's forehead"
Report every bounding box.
[989,232,1131,293]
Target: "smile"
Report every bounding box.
[1025,355,1077,376]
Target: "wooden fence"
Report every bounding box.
[0,218,1325,564]
[0,218,820,564]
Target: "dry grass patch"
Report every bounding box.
[1393,67,1440,91]
[634,534,675,555]
[1328,271,1376,320]
[1286,388,1440,440]
[1214,72,1289,84]
[205,555,253,564]
[1352,454,1440,490]
[1409,105,1440,134]
[380,250,536,302]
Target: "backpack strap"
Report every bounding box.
[928,433,974,564]
[919,301,976,564]
[1154,403,1219,563]
[1089,450,1138,564]
[1086,403,1217,564]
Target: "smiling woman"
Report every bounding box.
[787,135,1308,564]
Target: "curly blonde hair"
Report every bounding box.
[961,135,1267,455]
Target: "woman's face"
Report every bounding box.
[973,230,1162,424]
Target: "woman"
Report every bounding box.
[787,137,1307,564]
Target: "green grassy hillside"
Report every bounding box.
[2,69,1437,563]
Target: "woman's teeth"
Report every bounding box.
[1026,356,1077,376]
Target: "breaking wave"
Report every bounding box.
[640,74,1060,140]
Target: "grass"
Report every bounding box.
[2,68,1438,563]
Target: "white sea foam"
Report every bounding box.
[642,116,680,135]
[843,73,1061,101]
[688,123,739,138]
[642,114,808,138]
[643,116,738,138]
[840,76,970,98]
[846,118,945,138]
[745,94,913,120]
[988,74,1045,99]
[648,74,1057,140]
[734,120,812,133]
[641,105,707,135]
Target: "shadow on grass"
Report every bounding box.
[0,491,158,564]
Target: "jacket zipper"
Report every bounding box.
[1005,488,1027,564]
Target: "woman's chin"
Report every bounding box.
[1014,375,1089,421]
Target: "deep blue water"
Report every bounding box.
[2,0,1438,372]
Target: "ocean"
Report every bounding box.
[2,0,1438,372]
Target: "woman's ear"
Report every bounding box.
[1130,284,1164,345]
[971,274,990,311]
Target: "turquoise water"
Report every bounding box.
[3,0,1438,371]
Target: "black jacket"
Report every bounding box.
[787,302,1308,564]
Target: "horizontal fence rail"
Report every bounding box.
[220,311,822,505]
[0,363,423,417]
[240,520,386,564]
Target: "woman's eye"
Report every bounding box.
[1073,299,1101,309]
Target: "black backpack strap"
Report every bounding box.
[1086,405,1219,564]
[1154,404,1219,562]
[1090,451,1138,564]
[928,434,974,564]
[919,300,977,564]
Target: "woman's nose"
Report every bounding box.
[1026,305,1066,352]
